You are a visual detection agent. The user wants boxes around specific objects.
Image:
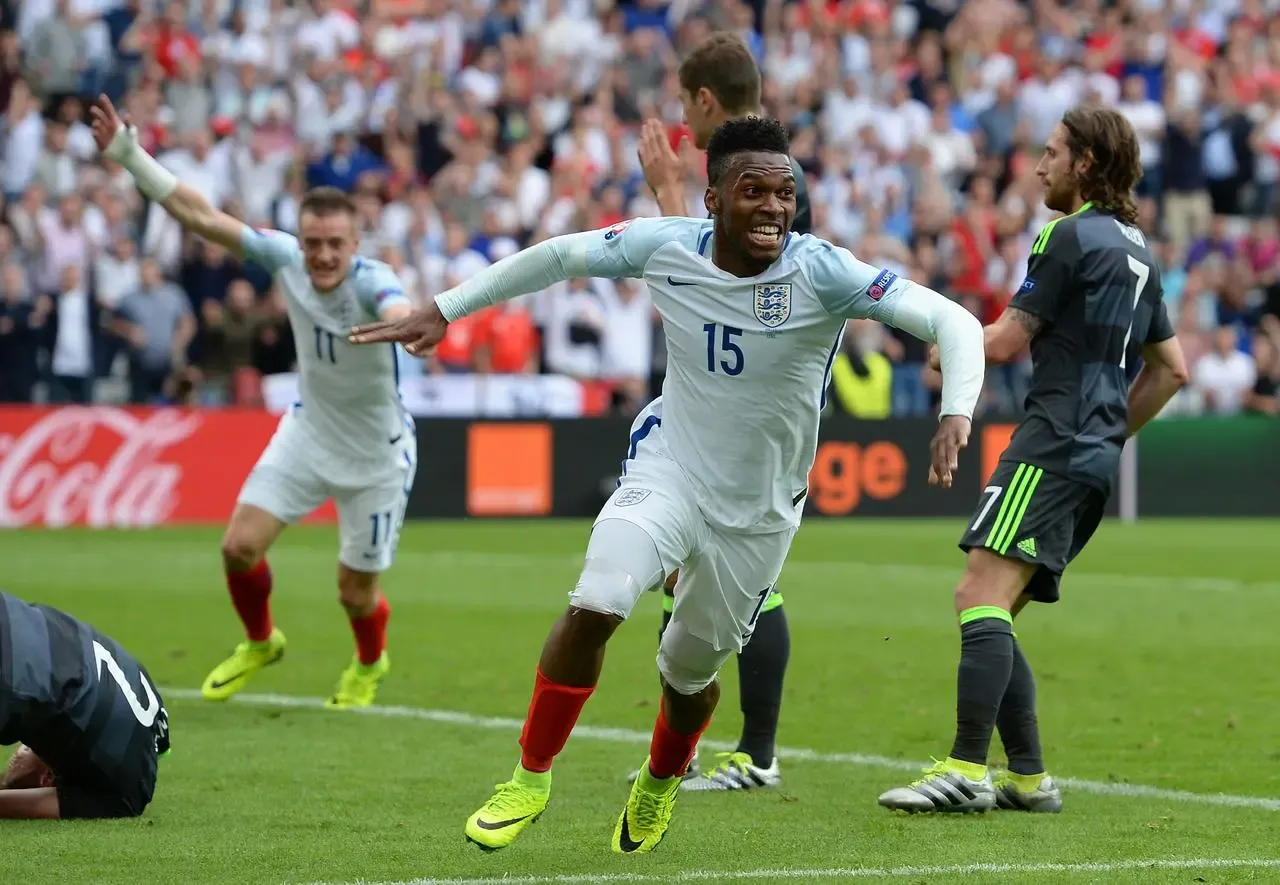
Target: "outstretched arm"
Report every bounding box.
[434,231,598,321]
[812,250,985,487]
[90,95,248,257]
[350,218,679,352]
[886,282,987,420]
[350,233,595,353]
[881,283,986,488]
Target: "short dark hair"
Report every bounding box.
[677,33,762,116]
[706,117,791,186]
[299,186,358,218]
[1060,105,1142,225]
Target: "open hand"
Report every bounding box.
[637,118,685,195]
[89,94,128,156]
[349,302,448,355]
[928,415,971,489]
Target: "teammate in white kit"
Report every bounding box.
[351,118,986,852]
[90,96,416,710]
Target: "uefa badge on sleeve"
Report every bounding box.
[868,268,898,301]
[753,283,792,328]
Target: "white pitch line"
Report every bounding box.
[406,551,1280,593]
[162,688,1280,811]
[314,858,1280,885]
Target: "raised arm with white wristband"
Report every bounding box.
[89,95,249,256]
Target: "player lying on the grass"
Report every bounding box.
[878,104,1190,815]
[0,590,170,820]
[350,117,986,853]
[90,94,418,710]
[629,31,809,793]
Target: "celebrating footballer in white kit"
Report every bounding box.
[90,95,416,710]
[350,117,986,854]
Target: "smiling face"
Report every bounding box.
[705,150,796,271]
[298,209,358,292]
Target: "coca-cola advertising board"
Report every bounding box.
[0,406,336,528]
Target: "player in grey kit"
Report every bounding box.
[0,591,169,819]
[878,105,1189,815]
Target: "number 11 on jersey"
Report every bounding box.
[314,326,337,364]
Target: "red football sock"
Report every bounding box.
[648,700,711,780]
[226,559,273,642]
[350,595,391,665]
[518,668,595,773]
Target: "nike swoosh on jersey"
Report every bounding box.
[617,813,644,851]
[389,434,402,444]
[474,814,532,830]
[666,276,696,286]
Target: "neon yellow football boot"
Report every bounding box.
[201,628,286,701]
[324,654,390,709]
[612,758,681,853]
[465,765,551,851]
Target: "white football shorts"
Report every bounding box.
[592,407,794,653]
[237,409,418,573]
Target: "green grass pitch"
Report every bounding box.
[1,518,1278,884]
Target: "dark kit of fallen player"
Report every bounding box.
[0,591,169,820]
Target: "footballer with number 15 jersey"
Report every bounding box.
[351,117,987,854]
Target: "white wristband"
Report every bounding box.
[108,125,178,203]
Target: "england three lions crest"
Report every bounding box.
[754,283,792,328]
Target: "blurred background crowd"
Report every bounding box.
[1,0,1279,419]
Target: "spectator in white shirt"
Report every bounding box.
[32,121,78,199]
[1116,74,1166,198]
[877,79,931,158]
[1019,56,1079,146]
[93,235,140,377]
[293,0,360,61]
[923,103,977,190]
[597,279,653,414]
[541,279,605,379]
[49,264,95,404]
[2,81,45,199]
[1194,325,1258,415]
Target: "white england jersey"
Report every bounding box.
[584,217,910,534]
[241,228,412,463]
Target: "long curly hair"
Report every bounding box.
[1061,105,1142,225]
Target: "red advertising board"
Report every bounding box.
[0,406,335,528]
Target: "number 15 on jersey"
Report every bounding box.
[703,323,744,376]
